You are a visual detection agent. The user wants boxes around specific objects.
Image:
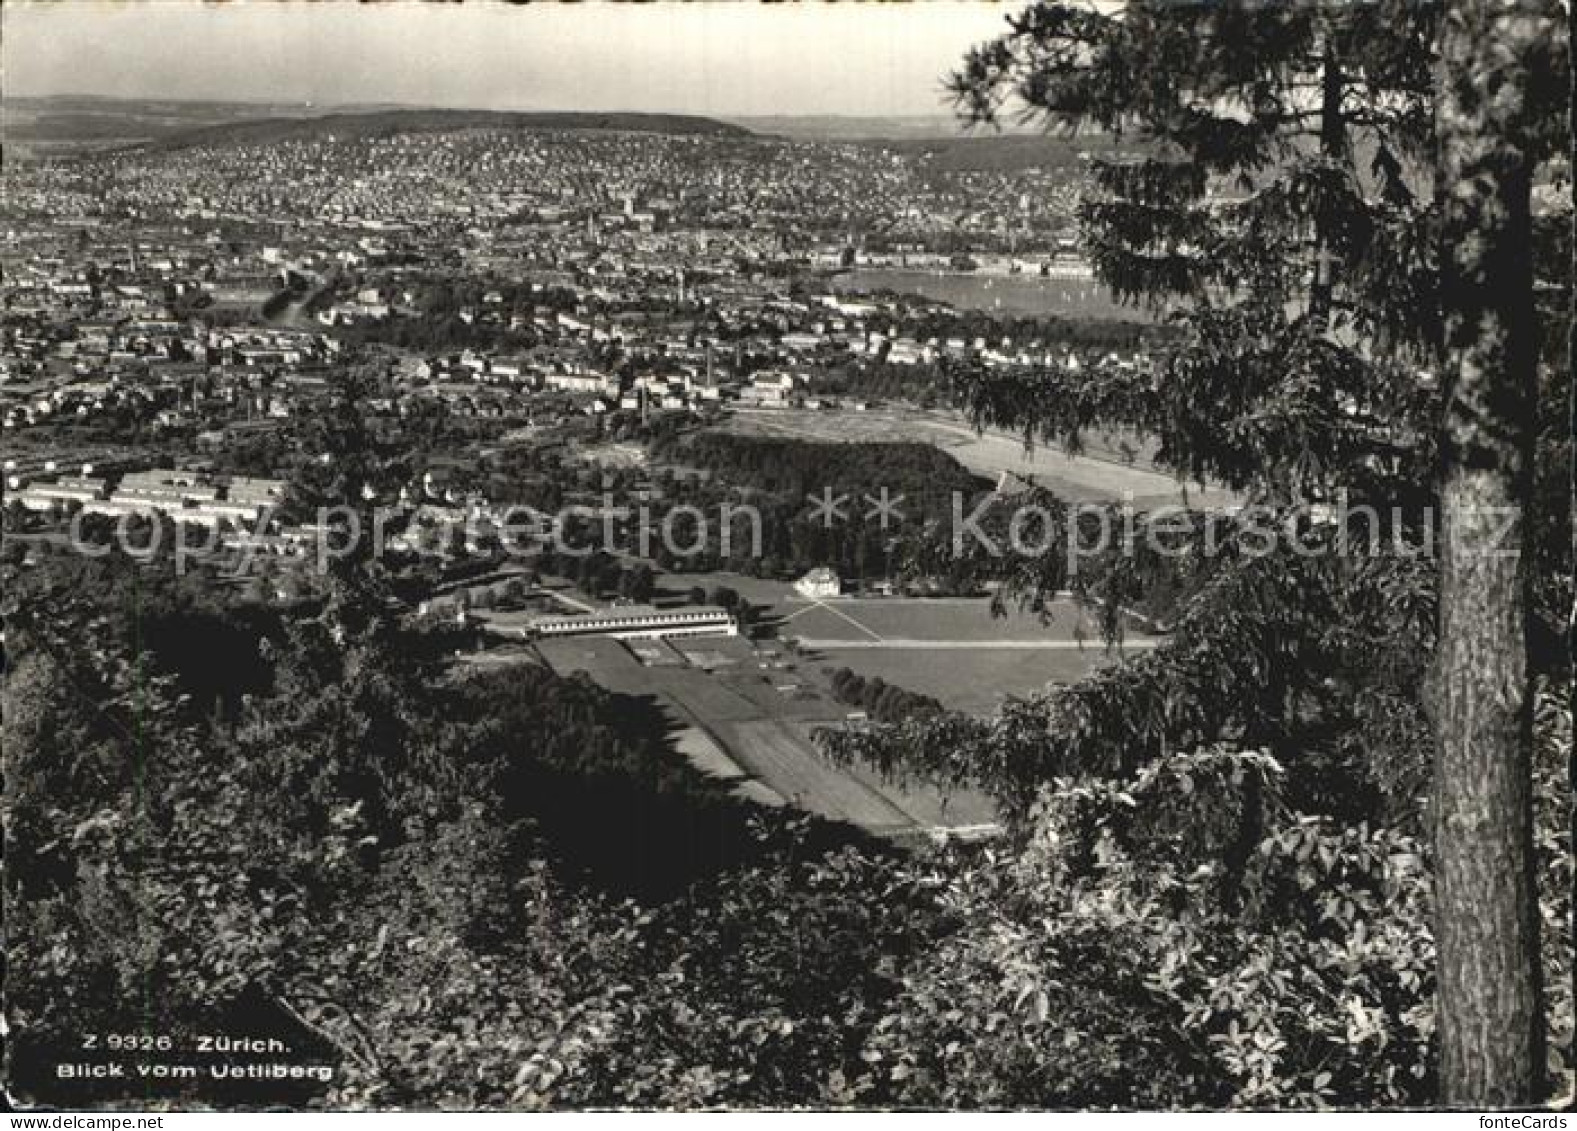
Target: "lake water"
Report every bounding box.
[831,269,1148,321]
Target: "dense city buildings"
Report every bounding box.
[3,110,1161,584]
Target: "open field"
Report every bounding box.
[779,595,1149,711]
[534,631,1003,838]
[831,268,1139,319]
[802,645,1121,714]
[658,570,1132,635]
[525,576,1157,834]
[672,725,752,785]
[653,571,802,610]
[455,646,545,670]
[776,596,1102,642]
[535,634,648,679]
[538,636,785,722]
[573,440,651,469]
[797,719,1000,828]
[713,719,916,832]
[718,406,1239,509]
[662,575,1138,706]
[672,636,756,669]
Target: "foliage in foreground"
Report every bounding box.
[3,526,1571,1110]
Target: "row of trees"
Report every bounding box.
[827,667,944,724]
[653,432,982,502]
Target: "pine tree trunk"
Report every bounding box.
[1567,0,1577,1101]
[1432,2,1549,1108]
[1309,28,1345,329]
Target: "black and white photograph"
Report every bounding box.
[1,0,1572,1115]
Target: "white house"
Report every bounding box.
[794,567,842,600]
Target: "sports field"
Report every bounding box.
[777,596,1101,643]
[805,645,1120,714]
[654,574,1149,708]
[523,574,1162,839]
[534,633,1003,839]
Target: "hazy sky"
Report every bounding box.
[3,1,1020,118]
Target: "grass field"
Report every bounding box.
[659,572,1124,635]
[672,725,751,785]
[526,569,1162,838]
[534,635,646,681]
[778,596,1100,643]
[717,406,1239,509]
[831,268,1138,319]
[534,632,1006,837]
[714,719,916,831]
[655,575,1143,710]
[804,645,1119,714]
[653,571,807,611]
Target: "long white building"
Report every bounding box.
[526,604,736,640]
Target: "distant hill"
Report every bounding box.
[4,94,326,122]
[1,98,756,156]
[4,97,1125,171]
[136,108,754,152]
[728,114,1032,141]
[725,116,1136,175]
[3,95,333,158]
